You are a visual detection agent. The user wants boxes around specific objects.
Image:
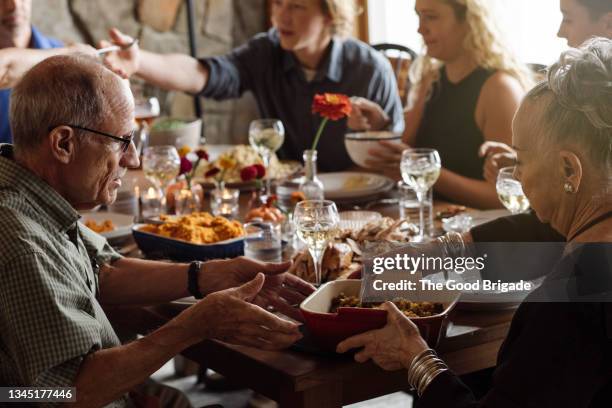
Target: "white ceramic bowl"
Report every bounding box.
[149,118,202,150]
[344,131,403,168]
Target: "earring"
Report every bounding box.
[564,182,575,194]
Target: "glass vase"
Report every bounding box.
[299,149,324,200]
[174,187,202,215]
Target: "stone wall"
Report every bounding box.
[31,0,267,144]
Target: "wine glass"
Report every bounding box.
[142,145,180,213]
[294,200,339,286]
[400,148,441,242]
[496,166,530,214]
[249,119,285,197]
[133,96,160,156]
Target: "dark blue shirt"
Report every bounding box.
[1,26,63,144]
[200,29,404,172]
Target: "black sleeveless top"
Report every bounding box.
[414,67,495,180]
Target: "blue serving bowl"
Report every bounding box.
[132,224,244,261]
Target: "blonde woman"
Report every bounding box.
[102,0,404,172]
[363,0,530,208]
[339,37,612,407]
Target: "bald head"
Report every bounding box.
[9,53,133,157]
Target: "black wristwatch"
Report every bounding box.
[187,261,204,299]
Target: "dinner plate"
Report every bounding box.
[320,172,395,200]
[80,211,134,240]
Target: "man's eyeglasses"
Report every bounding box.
[49,125,135,153]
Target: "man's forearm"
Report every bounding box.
[99,258,190,305]
[73,318,199,407]
[0,48,66,88]
[136,50,209,94]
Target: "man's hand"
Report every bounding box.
[99,28,141,79]
[199,257,315,321]
[175,273,302,350]
[479,141,517,184]
[348,97,390,131]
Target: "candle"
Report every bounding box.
[211,188,239,217]
[141,187,163,218]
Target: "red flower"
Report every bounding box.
[265,194,278,207]
[205,167,220,178]
[195,149,209,161]
[253,163,266,179]
[179,157,193,175]
[312,93,352,121]
[240,165,258,182]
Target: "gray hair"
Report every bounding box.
[9,54,125,156]
[525,37,611,178]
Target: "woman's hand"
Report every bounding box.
[479,141,517,185]
[363,140,408,179]
[336,302,429,370]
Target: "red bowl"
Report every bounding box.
[300,279,459,350]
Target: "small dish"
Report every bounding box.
[300,279,459,350]
[441,213,474,233]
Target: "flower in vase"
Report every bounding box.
[240,165,258,182]
[310,93,352,150]
[178,147,209,189]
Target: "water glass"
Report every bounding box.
[398,181,434,238]
[244,221,282,263]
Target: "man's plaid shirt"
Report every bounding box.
[0,144,127,406]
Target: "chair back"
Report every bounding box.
[373,43,418,106]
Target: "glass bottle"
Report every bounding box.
[299,149,324,200]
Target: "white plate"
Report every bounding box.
[80,211,134,240]
[320,172,393,200]
[469,209,512,227]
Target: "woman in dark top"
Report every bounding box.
[359,0,531,208]
[338,38,612,407]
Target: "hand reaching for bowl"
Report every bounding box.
[199,257,316,321]
[365,140,408,172]
[336,301,429,370]
[348,97,390,131]
[175,273,302,350]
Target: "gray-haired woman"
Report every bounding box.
[337,37,612,407]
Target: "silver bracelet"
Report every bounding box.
[436,232,466,258]
[418,366,448,397]
[407,349,435,387]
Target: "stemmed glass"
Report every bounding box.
[142,145,180,213]
[133,95,160,156]
[496,166,530,214]
[248,119,285,197]
[400,148,441,242]
[294,200,339,286]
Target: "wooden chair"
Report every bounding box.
[373,43,418,106]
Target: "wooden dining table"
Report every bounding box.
[114,173,515,408]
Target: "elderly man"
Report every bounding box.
[0,54,312,407]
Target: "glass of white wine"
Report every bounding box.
[249,119,285,197]
[400,148,442,242]
[496,166,530,214]
[294,200,339,286]
[142,145,181,213]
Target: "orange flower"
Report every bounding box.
[312,93,352,121]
